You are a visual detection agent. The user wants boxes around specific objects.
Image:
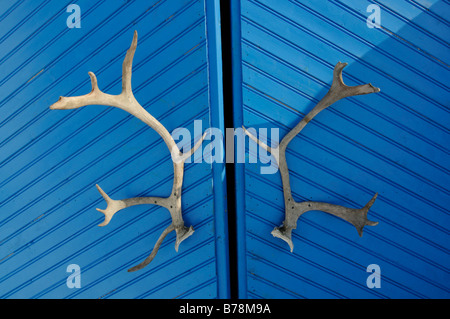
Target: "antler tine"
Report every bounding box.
[95,184,125,227]
[95,184,170,227]
[272,193,379,251]
[242,125,280,164]
[88,72,100,93]
[128,224,175,272]
[122,30,138,96]
[280,62,380,149]
[172,131,209,163]
[329,62,380,101]
[49,70,103,110]
[188,131,208,157]
[48,31,139,112]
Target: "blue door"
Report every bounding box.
[231,0,450,299]
[0,0,229,299]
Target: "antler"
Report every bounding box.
[50,31,206,271]
[244,62,380,252]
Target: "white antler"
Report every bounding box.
[50,31,206,272]
[244,62,380,252]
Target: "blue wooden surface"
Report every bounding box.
[0,0,228,298]
[232,0,450,298]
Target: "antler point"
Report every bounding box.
[96,184,112,202]
[131,30,138,46]
[271,227,294,252]
[368,220,379,227]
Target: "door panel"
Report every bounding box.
[0,0,228,299]
[231,0,450,299]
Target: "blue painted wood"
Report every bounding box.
[232,0,450,298]
[0,0,228,299]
